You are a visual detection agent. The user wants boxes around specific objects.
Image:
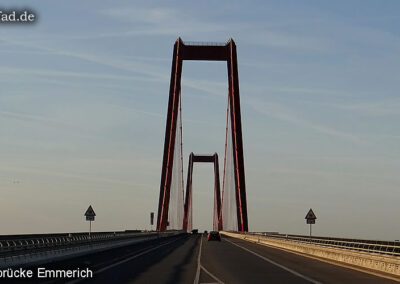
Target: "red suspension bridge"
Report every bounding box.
[1,37,395,284]
[157,38,248,232]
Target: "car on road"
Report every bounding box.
[191,229,198,234]
[207,231,221,241]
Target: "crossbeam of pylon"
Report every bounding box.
[182,153,222,232]
[157,38,248,232]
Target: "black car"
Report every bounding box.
[207,231,221,241]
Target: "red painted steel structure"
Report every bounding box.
[157,38,248,232]
[182,153,222,232]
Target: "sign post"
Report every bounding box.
[305,208,316,237]
[84,205,96,239]
[150,212,154,231]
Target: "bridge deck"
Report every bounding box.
[23,234,399,283]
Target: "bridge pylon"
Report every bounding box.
[157,38,248,232]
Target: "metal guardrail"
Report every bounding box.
[0,230,180,258]
[0,230,185,268]
[183,41,228,46]
[242,232,400,257]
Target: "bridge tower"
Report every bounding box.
[157,38,248,232]
[182,153,223,232]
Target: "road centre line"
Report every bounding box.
[194,235,203,284]
[200,264,225,284]
[195,235,225,284]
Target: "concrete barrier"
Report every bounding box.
[221,231,400,278]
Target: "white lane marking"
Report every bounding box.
[224,238,322,284]
[200,264,225,284]
[197,236,225,284]
[194,235,203,284]
[67,236,184,284]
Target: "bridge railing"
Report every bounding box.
[183,41,228,46]
[0,231,179,257]
[0,230,185,268]
[242,232,400,257]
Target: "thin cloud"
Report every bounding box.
[246,98,365,145]
[327,100,400,116]
[1,35,368,146]
[0,110,72,127]
[244,29,333,52]
[99,7,228,36]
[0,66,150,82]
[0,164,154,189]
[0,37,230,99]
[99,6,332,53]
[241,84,355,98]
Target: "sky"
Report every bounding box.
[0,1,399,240]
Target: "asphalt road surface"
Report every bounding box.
[199,235,398,284]
[16,234,399,283]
